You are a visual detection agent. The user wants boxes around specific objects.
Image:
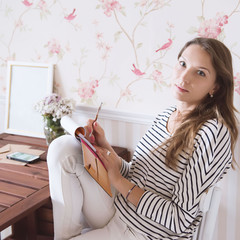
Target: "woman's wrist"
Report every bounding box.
[99,138,112,150]
[111,172,124,188]
[126,184,137,201]
[113,176,145,207]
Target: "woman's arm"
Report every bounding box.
[134,121,232,233]
[96,147,144,206]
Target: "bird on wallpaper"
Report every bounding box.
[155,39,173,52]
[64,8,77,21]
[131,64,145,76]
[22,0,33,6]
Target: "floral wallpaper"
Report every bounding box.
[0,0,240,116]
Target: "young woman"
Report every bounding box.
[47,37,239,240]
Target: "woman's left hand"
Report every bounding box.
[96,146,145,206]
[95,146,122,186]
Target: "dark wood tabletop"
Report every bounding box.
[0,133,130,239]
[0,133,51,239]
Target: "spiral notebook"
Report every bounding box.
[61,116,112,197]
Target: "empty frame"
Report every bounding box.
[5,61,54,138]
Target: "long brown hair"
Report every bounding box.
[164,37,239,169]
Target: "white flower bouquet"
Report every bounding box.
[35,93,75,120]
[35,93,75,144]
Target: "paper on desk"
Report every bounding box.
[0,144,45,165]
[0,144,11,154]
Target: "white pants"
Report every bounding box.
[47,135,147,240]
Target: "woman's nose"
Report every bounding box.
[180,69,191,84]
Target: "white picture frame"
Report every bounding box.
[5,61,54,138]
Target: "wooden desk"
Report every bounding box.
[0,133,51,239]
[0,133,130,239]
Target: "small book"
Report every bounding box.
[61,116,112,197]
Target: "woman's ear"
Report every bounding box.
[209,83,220,96]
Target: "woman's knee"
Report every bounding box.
[47,134,82,169]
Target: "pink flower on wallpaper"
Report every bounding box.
[234,73,240,95]
[95,32,112,59]
[120,88,131,98]
[38,0,47,11]
[96,41,105,49]
[99,43,112,59]
[92,19,100,26]
[15,19,23,28]
[46,39,63,57]
[96,32,103,40]
[167,22,175,29]
[22,0,33,7]
[78,80,99,99]
[215,12,228,26]
[139,0,148,7]
[99,0,122,17]
[64,9,77,21]
[152,70,163,84]
[138,0,166,8]
[198,13,228,39]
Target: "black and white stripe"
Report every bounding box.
[114,107,232,240]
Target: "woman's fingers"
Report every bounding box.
[85,119,98,143]
[86,119,94,134]
[95,147,108,168]
[96,147,122,186]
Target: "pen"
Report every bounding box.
[89,102,103,137]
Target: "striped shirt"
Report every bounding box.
[114,107,232,240]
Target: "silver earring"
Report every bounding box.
[210,94,213,98]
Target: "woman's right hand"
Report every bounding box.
[85,119,111,150]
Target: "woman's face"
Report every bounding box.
[171,44,218,109]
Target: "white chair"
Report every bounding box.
[192,186,222,240]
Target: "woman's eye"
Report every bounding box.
[197,70,206,77]
[179,61,186,67]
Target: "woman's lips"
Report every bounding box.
[175,84,189,92]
